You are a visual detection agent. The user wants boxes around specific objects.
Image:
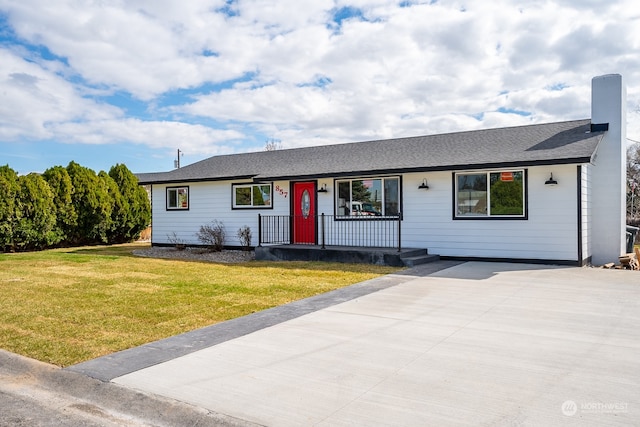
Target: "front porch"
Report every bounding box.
[258,213,405,248]
[256,214,439,267]
[255,245,439,267]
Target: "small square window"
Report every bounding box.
[167,186,189,210]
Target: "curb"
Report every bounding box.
[0,349,261,427]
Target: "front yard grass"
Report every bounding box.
[0,243,398,367]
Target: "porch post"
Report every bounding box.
[321,213,326,249]
[397,212,402,252]
[258,214,262,247]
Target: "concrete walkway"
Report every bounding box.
[99,262,639,425]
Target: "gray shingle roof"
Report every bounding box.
[137,119,603,184]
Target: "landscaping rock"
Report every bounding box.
[133,247,255,263]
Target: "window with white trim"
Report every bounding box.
[232,183,272,209]
[455,170,526,218]
[166,186,189,210]
[336,177,400,217]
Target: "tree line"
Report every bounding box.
[0,162,150,252]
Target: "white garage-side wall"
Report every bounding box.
[151,180,290,247]
[399,165,580,262]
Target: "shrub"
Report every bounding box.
[196,220,226,251]
[167,231,186,250]
[237,225,252,251]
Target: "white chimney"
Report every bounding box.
[590,74,627,265]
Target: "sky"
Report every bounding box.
[0,0,639,175]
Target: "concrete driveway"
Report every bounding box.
[110,262,640,426]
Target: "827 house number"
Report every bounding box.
[275,185,288,198]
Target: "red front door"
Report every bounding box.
[293,182,316,244]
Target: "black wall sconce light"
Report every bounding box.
[545,173,558,186]
[318,183,328,193]
[418,178,430,189]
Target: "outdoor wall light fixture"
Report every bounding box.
[545,173,558,186]
[318,183,328,193]
[418,178,430,189]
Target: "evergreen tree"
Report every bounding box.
[42,165,77,245]
[98,170,127,243]
[0,165,19,251]
[14,173,57,250]
[66,161,113,244]
[108,164,151,242]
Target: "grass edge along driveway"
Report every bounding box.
[0,243,399,367]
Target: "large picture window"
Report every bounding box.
[336,177,400,217]
[166,186,189,210]
[455,170,526,218]
[233,183,272,209]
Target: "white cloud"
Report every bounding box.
[48,119,245,156]
[0,46,245,156]
[0,47,120,140]
[174,0,625,144]
[3,0,239,98]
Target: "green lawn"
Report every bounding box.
[0,243,398,367]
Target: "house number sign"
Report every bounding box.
[275,185,288,198]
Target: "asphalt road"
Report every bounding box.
[0,386,139,427]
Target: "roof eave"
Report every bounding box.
[137,174,257,185]
[255,157,595,181]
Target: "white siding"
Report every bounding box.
[150,166,581,262]
[400,166,579,262]
[151,180,290,247]
[316,178,334,216]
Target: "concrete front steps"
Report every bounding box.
[400,250,441,267]
[255,245,439,267]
